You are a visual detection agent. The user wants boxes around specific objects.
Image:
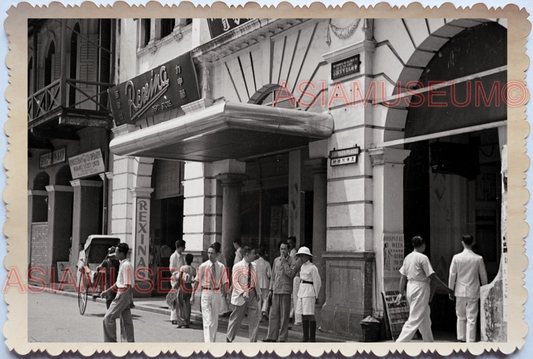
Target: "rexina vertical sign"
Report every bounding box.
[135,198,150,278]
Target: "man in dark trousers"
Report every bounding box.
[96,246,120,309]
[262,240,299,342]
[102,243,135,342]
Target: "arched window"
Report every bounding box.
[33,171,50,191]
[55,165,72,186]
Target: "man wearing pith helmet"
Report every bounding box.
[295,246,321,342]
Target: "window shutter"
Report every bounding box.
[78,34,98,110]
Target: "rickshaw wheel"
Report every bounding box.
[78,273,89,315]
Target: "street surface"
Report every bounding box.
[29,291,252,343]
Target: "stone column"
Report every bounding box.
[216,173,248,265]
[368,147,411,296]
[305,158,327,304]
[130,187,154,297]
[70,180,103,268]
[46,185,74,283]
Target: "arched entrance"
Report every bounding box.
[401,22,506,338]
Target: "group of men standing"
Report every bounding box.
[396,234,488,343]
[198,239,322,343]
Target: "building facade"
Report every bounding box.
[28,17,507,341]
[27,19,116,283]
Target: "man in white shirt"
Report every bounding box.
[196,244,230,342]
[169,239,186,325]
[448,234,488,342]
[395,236,454,342]
[102,242,135,342]
[226,246,262,342]
[254,247,272,319]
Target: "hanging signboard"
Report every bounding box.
[207,18,253,39]
[68,149,105,179]
[329,145,361,167]
[382,291,409,340]
[108,52,200,126]
[39,147,66,169]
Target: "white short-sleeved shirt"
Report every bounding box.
[116,259,134,288]
[399,251,434,284]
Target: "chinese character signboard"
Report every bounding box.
[68,149,105,179]
[383,233,404,278]
[109,52,200,126]
[329,145,361,167]
[207,18,252,38]
[331,54,361,80]
[39,147,66,169]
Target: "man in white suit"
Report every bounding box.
[226,246,262,342]
[448,234,488,342]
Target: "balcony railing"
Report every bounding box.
[28,77,113,126]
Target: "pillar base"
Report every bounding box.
[320,251,374,339]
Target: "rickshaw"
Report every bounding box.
[76,235,121,315]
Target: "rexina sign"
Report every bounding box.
[109,52,200,126]
[135,198,150,279]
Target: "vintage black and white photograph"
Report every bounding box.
[4,2,529,356]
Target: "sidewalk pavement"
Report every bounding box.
[43,284,356,343]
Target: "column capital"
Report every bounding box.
[28,189,48,196]
[182,98,214,114]
[99,172,114,181]
[112,124,139,138]
[70,179,103,188]
[129,187,154,198]
[305,158,327,174]
[368,147,411,167]
[216,173,248,187]
[322,39,377,63]
[45,185,74,193]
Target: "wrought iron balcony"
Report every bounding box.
[28,76,114,130]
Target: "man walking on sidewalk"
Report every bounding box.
[169,239,186,325]
[262,240,299,342]
[448,234,488,342]
[254,247,272,320]
[226,246,262,342]
[395,235,454,342]
[196,244,229,342]
[102,243,135,342]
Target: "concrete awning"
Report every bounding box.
[110,101,334,162]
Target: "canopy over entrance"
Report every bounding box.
[110,101,334,162]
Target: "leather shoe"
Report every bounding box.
[261,339,275,342]
[171,320,178,325]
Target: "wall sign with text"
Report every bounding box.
[68,149,105,179]
[383,233,404,278]
[207,18,252,38]
[331,54,361,80]
[39,148,66,169]
[109,52,200,126]
[329,145,361,167]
